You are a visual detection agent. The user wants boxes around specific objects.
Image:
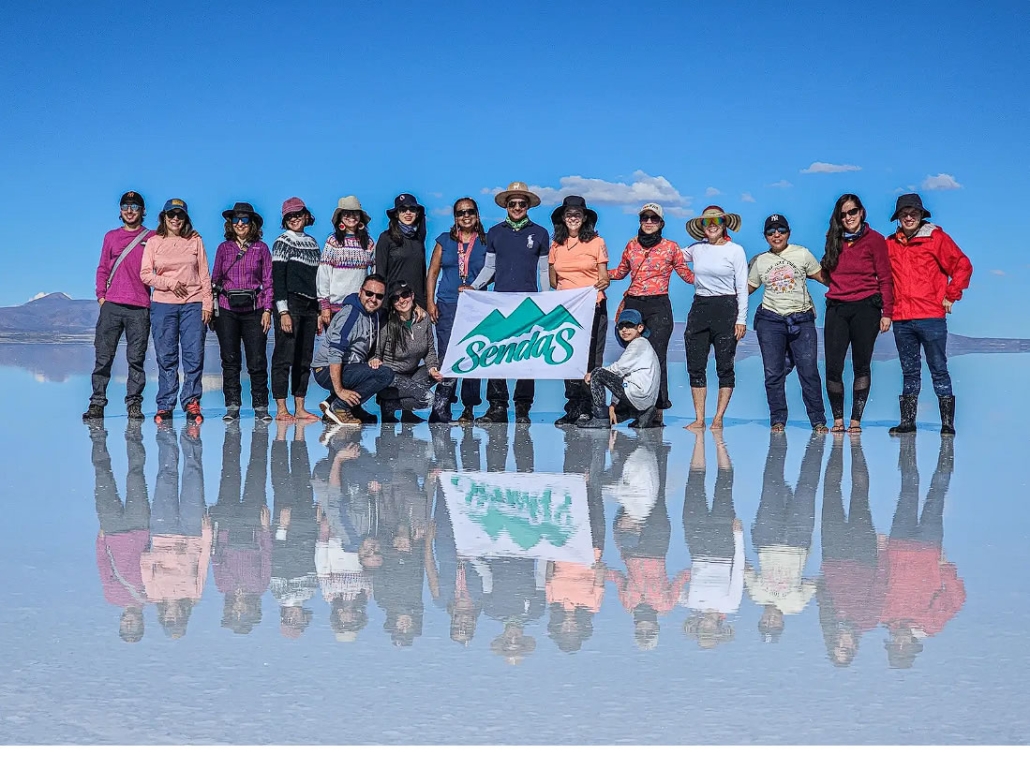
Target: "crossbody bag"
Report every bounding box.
[105,228,151,291]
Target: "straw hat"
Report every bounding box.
[494,181,541,209]
[332,195,371,227]
[686,205,742,241]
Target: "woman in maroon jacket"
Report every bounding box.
[820,194,894,432]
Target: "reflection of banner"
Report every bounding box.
[439,287,596,379]
[442,472,594,565]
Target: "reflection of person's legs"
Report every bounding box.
[152,428,181,535]
[917,438,953,545]
[485,426,508,472]
[459,427,482,472]
[513,427,534,473]
[179,429,206,537]
[753,433,788,548]
[216,423,243,508]
[788,434,823,549]
[124,427,151,527]
[756,312,789,426]
[243,423,269,510]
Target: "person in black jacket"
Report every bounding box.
[375,194,428,309]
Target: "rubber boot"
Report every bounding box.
[938,395,956,436]
[476,403,508,425]
[515,403,532,425]
[631,405,658,429]
[429,384,454,424]
[889,394,919,435]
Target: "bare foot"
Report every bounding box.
[275,410,295,423]
[847,420,862,433]
[831,420,846,433]
[685,420,706,432]
[711,418,725,430]
[771,423,785,432]
[294,409,320,423]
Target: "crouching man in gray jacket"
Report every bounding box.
[311,274,395,426]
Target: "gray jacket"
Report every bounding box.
[311,294,380,369]
[376,312,439,375]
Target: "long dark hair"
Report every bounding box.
[387,208,426,246]
[448,197,486,242]
[223,219,263,242]
[383,292,415,361]
[333,215,371,250]
[156,211,196,239]
[822,193,865,273]
[553,212,599,246]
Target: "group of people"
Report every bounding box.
[89,419,964,667]
[85,184,973,435]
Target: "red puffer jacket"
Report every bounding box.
[887,224,973,321]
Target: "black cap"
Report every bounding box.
[891,193,931,222]
[388,280,415,301]
[120,190,145,208]
[764,213,789,233]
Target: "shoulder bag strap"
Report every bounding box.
[106,228,150,291]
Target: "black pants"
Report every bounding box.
[588,367,646,422]
[271,294,318,400]
[214,309,269,408]
[685,295,738,389]
[824,296,881,422]
[487,378,534,408]
[90,301,150,407]
[562,299,608,417]
[621,294,673,410]
[820,439,877,564]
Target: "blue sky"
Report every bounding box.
[1,0,1027,336]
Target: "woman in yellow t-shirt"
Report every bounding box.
[548,195,609,426]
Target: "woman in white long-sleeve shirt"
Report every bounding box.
[682,206,749,430]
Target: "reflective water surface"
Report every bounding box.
[1,348,1028,744]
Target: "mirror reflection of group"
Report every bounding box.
[89,421,965,668]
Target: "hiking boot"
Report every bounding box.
[254,407,273,423]
[127,402,145,421]
[457,406,476,425]
[223,405,241,422]
[579,416,612,429]
[515,404,532,425]
[938,395,956,435]
[476,403,508,425]
[154,409,174,425]
[185,400,203,423]
[401,409,425,424]
[889,394,918,435]
[351,404,378,425]
[82,404,104,421]
[322,401,361,427]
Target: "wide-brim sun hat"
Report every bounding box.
[386,193,425,219]
[222,201,263,227]
[332,195,371,226]
[891,192,932,222]
[686,205,742,241]
[550,195,598,228]
[495,181,541,209]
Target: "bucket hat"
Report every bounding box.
[550,195,598,228]
[386,193,425,220]
[890,193,932,222]
[494,181,541,209]
[332,195,371,227]
[221,201,263,227]
[686,205,741,241]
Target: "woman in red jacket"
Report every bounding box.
[820,194,894,432]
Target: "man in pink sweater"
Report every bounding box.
[84,191,153,421]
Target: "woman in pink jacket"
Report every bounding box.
[141,199,213,424]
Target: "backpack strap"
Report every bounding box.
[106,228,151,291]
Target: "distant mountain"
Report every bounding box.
[460,298,582,344]
[0,292,99,341]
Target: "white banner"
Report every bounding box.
[439,287,597,379]
[441,471,595,565]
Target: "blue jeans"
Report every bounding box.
[312,362,395,408]
[435,301,482,407]
[892,319,952,397]
[151,302,206,412]
[754,307,826,427]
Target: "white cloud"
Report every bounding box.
[430,207,453,218]
[800,162,862,174]
[921,173,962,191]
[768,180,793,189]
[991,269,1006,276]
[741,192,756,203]
[485,171,692,209]
[704,187,722,197]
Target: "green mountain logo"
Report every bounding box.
[460,298,582,344]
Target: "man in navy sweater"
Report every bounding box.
[468,182,551,424]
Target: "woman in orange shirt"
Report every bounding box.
[548,196,609,425]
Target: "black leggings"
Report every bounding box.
[271,294,318,400]
[823,296,880,422]
[621,294,673,409]
[685,295,738,389]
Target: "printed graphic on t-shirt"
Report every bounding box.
[766,261,799,294]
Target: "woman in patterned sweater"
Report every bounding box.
[317,195,375,326]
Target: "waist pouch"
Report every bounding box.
[226,289,258,312]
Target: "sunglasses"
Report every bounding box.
[765,226,789,235]
[231,215,251,225]
[120,203,141,212]
[397,206,419,214]
[840,207,862,219]
[564,211,584,220]
[362,289,385,301]
[165,210,186,220]
[639,214,662,223]
[285,211,306,221]
[455,208,477,217]
[701,217,726,228]
[506,200,529,209]
[617,322,641,330]
[392,290,414,301]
